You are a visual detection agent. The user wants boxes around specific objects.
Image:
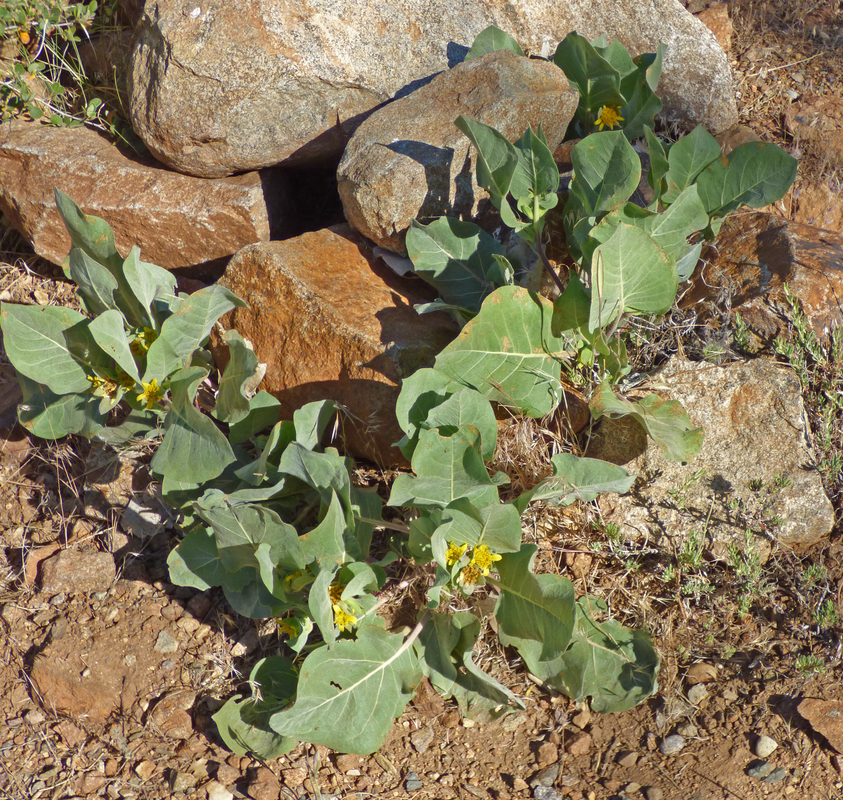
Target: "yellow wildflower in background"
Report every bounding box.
[333,604,357,632]
[130,327,159,356]
[470,544,502,577]
[596,105,624,131]
[137,379,163,409]
[445,541,468,566]
[87,375,118,398]
[276,618,299,638]
[329,583,344,605]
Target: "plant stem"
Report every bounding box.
[537,240,566,294]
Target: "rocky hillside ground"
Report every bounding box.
[1,1,843,800]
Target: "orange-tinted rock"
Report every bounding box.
[696,3,732,54]
[0,120,292,271]
[217,226,458,466]
[786,95,843,169]
[791,180,843,236]
[683,212,843,339]
[798,699,843,753]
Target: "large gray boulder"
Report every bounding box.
[129,0,737,178]
[337,50,578,253]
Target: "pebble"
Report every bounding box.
[533,787,563,800]
[616,751,638,768]
[645,788,663,800]
[154,630,179,654]
[205,781,235,800]
[747,761,775,779]
[659,734,685,756]
[763,767,788,784]
[410,726,435,754]
[755,735,778,758]
[531,763,559,788]
[405,771,423,792]
[687,684,708,705]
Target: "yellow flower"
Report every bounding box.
[137,379,163,409]
[445,541,468,567]
[596,105,624,131]
[458,563,482,588]
[470,544,502,577]
[116,369,137,391]
[333,603,357,632]
[87,375,118,398]
[328,583,344,605]
[130,327,159,356]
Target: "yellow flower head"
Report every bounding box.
[458,563,482,588]
[137,379,163,409]
[87,375,118,398]
[596,105,624,131]
[328,583,344,605]
[18,29,31,46]
[130,327,159,356]
[445,541,468,567]
[470,544,503,577]
[116,369,137,391]
[333,603,357,633]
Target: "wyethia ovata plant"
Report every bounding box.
[0,28,796,757]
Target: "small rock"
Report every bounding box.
[798,698,843,753]
[567,731,593,756]
[26,709,46,725]
[536,741,559,768]
[747,761,775,779]
[687,684,708,705]
[533,787,563,800]
[572,709,592,729]
[247,767,278,800]
[659,734,685,756]
[39,549,116,595]
[335,754,359,773]
[410,726,435,754]
[205,780,235,800]
[187,594,212,618]
[625,783,641,793]
[762,767,788,784]
[645,789,663,800]
[170,771,199,792]
[154,630,179,654]
[503,714,528,733]
[616,751,638,768]
[755,735,778,759]
[405,771,423,792]
[135,761,156,781]
[531,763,559,788]
[512,778,530,791]
[677,723,698,738]
[722,687,738,702]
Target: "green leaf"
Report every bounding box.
[406,218,506,314]
[308,563,340,646]
[454,115,518,201]
[589,223,676,332]
[87,309,141,382]
[590,382,703,462]
[695,141,798,218]
[642,185,708,262]
[551,272,591,337]
[676,241,703,282]
[511,126,560,201]
[594,39,637,79]
[299,491,350,565]
[548,597,659,713]
[167,526,228,590]
[144,285,247,382]
[435,286,567,418]
[434,498,522,557]
[213,657,298,759]
[55,188,120,268]
[228,391,282,445]
[293,400,338,451]
[388,426,501,510]
[67,247,119,316]
[1,303,91,394]
[644,126,669,206]
[616,45,666,141]
[395,367,459,459]
[269,626,422,754]
[196,500,306,576]
[553,32,625,116]
[493,544,575,663]
[121,246,177,327]
[515,453,634,512]
[416,611,524,721]
[215,330,260,424]
[465,25,524,61]
[423,388,497,461]
[16,374,105,439]
[662,126,722,205]
[570,131,641,216]
[150,367,237,483]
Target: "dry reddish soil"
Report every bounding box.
[2,2,843,800]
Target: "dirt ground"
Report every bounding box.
[2,2,843,800]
